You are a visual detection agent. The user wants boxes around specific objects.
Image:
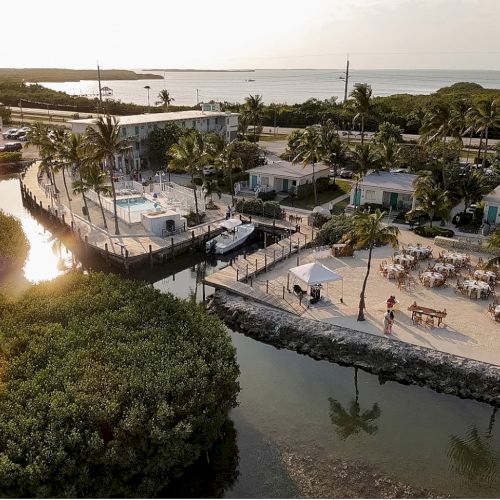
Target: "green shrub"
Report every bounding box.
[315,214,354,245]
[235,198,284,219]
[0,273,239,497]
[257,190,276,201]
[0,152,22,164]
[316,177,330,192]
[0,209,28,270]
[413,226,455,238]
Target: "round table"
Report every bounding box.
[433,263,455,275]
[474,270,497,284]
[462,279,490,298]
[442,252,467,265]
[382,264,405,278]
[494,305,500,321]
[394,254,414,265]
[406,245,432,259]
[421,271,444,287]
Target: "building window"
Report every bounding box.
[121,127,126,137]
[134,126,139,135]
[261,176,269,186]
[192,121,196,128]
[365,190,376,201]
[181,121,185,128]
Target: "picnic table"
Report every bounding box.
[408,302,447,327]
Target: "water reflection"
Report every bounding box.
[329,367,381,440]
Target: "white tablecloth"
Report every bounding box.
[394,254,414,265]
[407,245,432,258]
[383,264,405,278]
[422,271,444,287]
[463,279,490,297]
[443,252,467,264]
[474,270,497,283]
[433,263,455,274]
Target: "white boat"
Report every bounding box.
[206,219,255,254]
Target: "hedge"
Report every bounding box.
[257,190,276,201]
[235,198,284,219]
[413,226,455,238]
[0,152,22,164]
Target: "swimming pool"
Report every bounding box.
[116,197,159,212]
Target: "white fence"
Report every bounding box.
[85,189,144,224]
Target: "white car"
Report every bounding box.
[2,128,18,139]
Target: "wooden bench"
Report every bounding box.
[408,302,447,327]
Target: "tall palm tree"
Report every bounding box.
[329,368,381,440]
[351,143,380,176]
[83,161,111,229]
[346,210,399,321]
[85,116,129,235]
[378,138,401,171]
[156,89,174,110]
[243,94,264,143]
[485,230,500,270]
[216,142,242,203]
[421,103,454,144]
[169,131,208,224]
[71,177,92,226]
[349,83,373,145]
[467,98,500,169]
[319,121,348,185]
[407,184,450,228]
[453,170,490,211]
[203,179,222,205]
[292,127,323,207]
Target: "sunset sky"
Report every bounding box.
[4,0,500,70]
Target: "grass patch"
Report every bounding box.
[280,180,351,210]
[331,197,350,214]
[259,134,289,142]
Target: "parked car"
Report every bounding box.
[16,132,28,141]
[3,142,23,152]
[2,128,18,139]
[339,168,353,179]
[202,165,216,176]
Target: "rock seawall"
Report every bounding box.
[210,290,500,405]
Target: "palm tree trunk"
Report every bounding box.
[477,130,484,166]
[354,367,359,405]
[483,127,489,169]
[81,191,92,224]
[361,115,365,145]
[96,191,108,230]
[61,166,72,202]
[50,166,59,194]
[107,158,120,235]
[253,119,257,143]
[488,406,497,437]
[358,245,373,321]
[192,174,200,224]
[466,129,473,162]
[312,162,317,207]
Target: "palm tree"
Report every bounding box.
[216,142,242,203]
[329,367,381,439]
[421,103,454,146]
[156,89,174,110]
[243,94,264,143]
[85,116,130,235]
[448,426,499,485]
[351,143,380,176]
[203,179,222,206]
[485,230,500,270]
[292,127,323,207]
[346,210,399,321]
[169,131,208,224]
[71,177,93,226]
[453,170,490,211]
[349,83,373,145]
[407,184,450,228]
[378,138,401,171]
[467,98,500,169]
[319,122,348,185]
[83,161,111,229]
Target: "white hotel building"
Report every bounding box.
[68,103,239,172]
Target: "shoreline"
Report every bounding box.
[210,290,500,405]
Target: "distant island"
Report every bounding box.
[0,68,163,82]
[143,68,255,73]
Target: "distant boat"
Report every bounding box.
[245,79,255,82]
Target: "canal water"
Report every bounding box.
[1,174,500,498]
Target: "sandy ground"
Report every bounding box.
[254,228,500,366]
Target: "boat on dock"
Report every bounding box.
[206,219,255,254]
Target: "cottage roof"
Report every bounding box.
[360,171,417,193]
[483,185,500,204]
[247,159,329,179]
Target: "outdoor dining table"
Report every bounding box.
[382,263,405,279]
[394,254,414,265]
[442,252,467,265]
[462,279,490,298]
[474,270,497,284]
[433,263,455,276]
[406,245,432,259]
[494,305,500,321]
[421,271,444,287]
[408,302,447,327]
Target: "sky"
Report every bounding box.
[2,0,500,70]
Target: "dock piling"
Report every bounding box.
[266,280,269,293]
[149,244,153,269]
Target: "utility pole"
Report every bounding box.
[196,89,199,106]
[97,63,103,114]
[343,55,350,103]
[144,85,151,112]
[273,105,277,136]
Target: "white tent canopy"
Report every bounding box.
[219,218,241,231]
[289,262,342,285]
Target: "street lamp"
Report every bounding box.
[144,85,151,112]
[156,170,164,192]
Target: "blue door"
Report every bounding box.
[354,188,361,206]
[282,178,289,192]
[390,192,398,209]
[487,205,498,223]
[251,175,258,188]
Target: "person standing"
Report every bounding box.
[383,310,391,335]
[389,310,395,335]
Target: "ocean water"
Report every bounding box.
[40,69,500,107]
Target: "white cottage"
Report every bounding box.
[483,185,500,224]
[351,171,417,210]
[244,159,330,194]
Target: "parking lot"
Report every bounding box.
[0,126,39,160]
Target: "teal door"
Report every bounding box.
[251,175,258,188]
[390,192,398,208]
[487,205,498,223]
[282,178,289,192]
[354,188,361,206]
